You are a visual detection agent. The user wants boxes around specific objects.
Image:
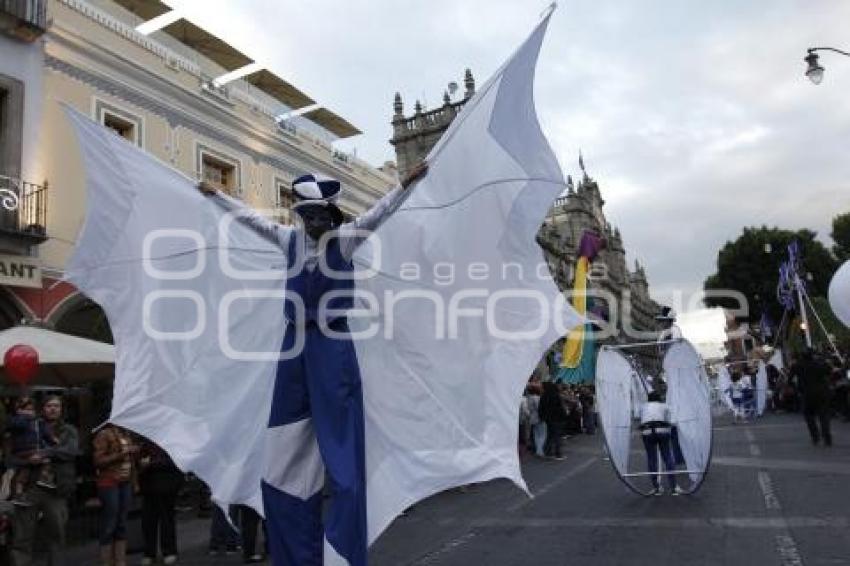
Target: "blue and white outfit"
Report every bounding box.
[212,177,407,566]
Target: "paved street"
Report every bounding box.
[62,412,850,565]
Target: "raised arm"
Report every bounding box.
[199,181,292,251]
[338,162,428,258]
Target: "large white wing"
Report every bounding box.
[829,260,850,328]
[716,365,734,411]
[354,11,582,542]
[664,340,712,486]
[756,361,768,416]
[595,348,635,482]
[65,108,284,511]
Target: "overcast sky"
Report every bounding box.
[166,1,850,342]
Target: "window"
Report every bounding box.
[275,179,294,225]
[103,112,136,142]
[0,88,7,169]
[195,144,241,196]
[588,263,609,281]
[94,99,143,147]
[202,154,237,194]
[0,74,25,179]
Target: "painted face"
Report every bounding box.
[298,205,336,240]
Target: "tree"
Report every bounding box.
[831,212,850,263]
[783,296,850,358]
[703,226,837,324]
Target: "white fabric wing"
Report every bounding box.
[595,348,634,481]
[756,361,768,416]
[663,341,712,484]
[829,260,850,328]
[632,371,650,418]
[65,107,285,511]
[353,12,582,542]
[716,365,734,411]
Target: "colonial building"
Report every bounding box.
[0,0,397,343]
[390,72,663,344]
[539,168,663,341]
[390,69,476,181]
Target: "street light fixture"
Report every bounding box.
[804,47,850,84]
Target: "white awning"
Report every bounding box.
[0,325,114,387]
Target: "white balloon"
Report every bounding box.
[829,260,850,328]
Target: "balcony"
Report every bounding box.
[0,174,48,249]
[0,0,48,42]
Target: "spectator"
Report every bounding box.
[539,382,568,460]
[93,424,138,566]
[236,505,265,563]
[766,364,781,412]
[526,383,546,457]
[730,371,745,422]
[0,397,6,477]
[828,356,849,421]
[792,350,833,446]
[741,368,756,418]
[6,396,56,506]
[137,437,184,565]
[11,395,79,566]
[777,364,799,413]
[518,389,531,455]
[209,503,240,555]
[579,386,597,435]
[563,388,583,436]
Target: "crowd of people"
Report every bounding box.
[721,351,849,444]
[0,394,267,565]
[519,379,597,461]
[0,349,844,564]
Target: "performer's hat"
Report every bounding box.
[291,174,344,224]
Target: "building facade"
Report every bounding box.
[539,170,662,341]
[390,73,663,345]
[390,69,476,181]
[0,0,397,343]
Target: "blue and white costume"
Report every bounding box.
[212,177,407,566]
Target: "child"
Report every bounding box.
[6,397,57,506]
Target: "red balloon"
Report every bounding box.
[4,344,39,385]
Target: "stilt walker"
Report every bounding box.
[200,167,427,566]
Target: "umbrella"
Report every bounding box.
[0,325,114,388]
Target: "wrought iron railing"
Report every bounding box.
[0,0,48,40]
[0,174,47,239]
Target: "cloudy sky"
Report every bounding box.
[166,1,850,343]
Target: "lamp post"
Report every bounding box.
[804,47,850,84]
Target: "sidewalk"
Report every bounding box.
[62,514,269,565]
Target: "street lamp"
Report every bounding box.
[804,47,850,84]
